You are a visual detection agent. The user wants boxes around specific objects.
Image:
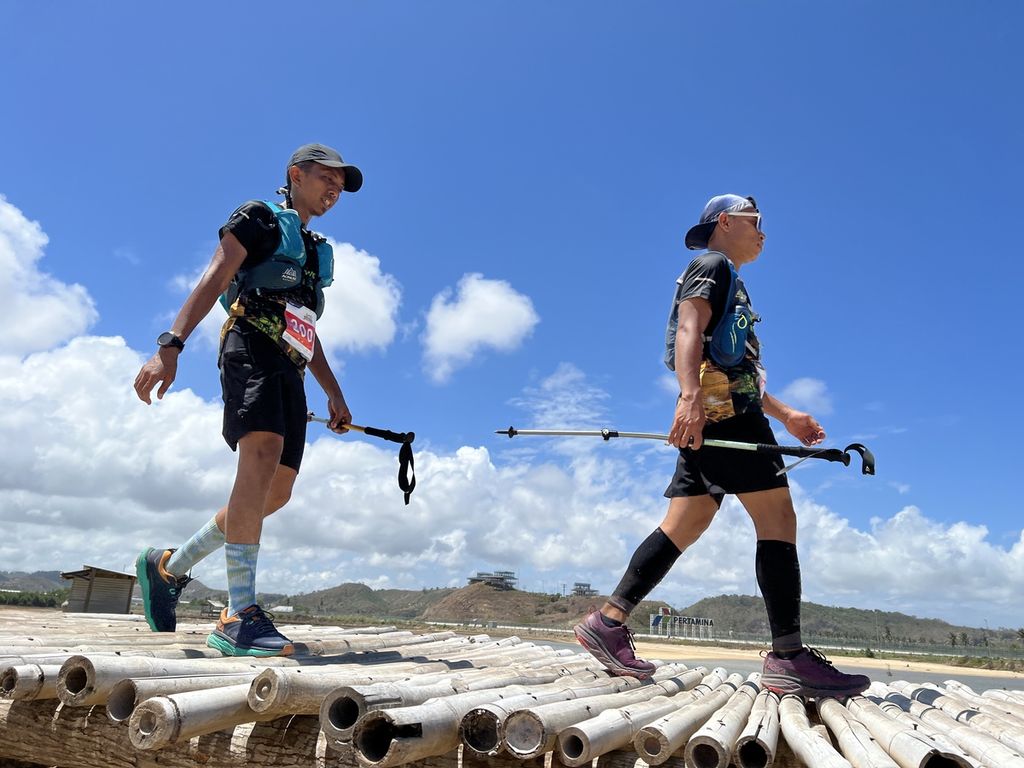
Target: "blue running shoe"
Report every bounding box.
[135,547,192,632]
[207,605,294,657]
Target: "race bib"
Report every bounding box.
[283,302,317,362]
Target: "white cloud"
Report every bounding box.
[317,240,402,356]
[0,195,97,356]
[168,239,401,360]
[422,273,539,383]
[779,377,833,416]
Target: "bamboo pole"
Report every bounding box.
[631,673,744,765]
[0,663,62,701]
[816,696,900,768]
[556,693,686,766]
[106,672,261,723]
[322,666,615,743]
[0,698,323,768]
[778,694,854,768]
[352,685,538,767]
[891,682,1024,755]
[683,677,761,768]
[128,682,281,750]
[867,694,980,766]
[459,674,646,758]
[353,666,690,768]
[984,689,1024,710]
[502,664,706,760]
[56,653,299,706]
[844,694,974,768]
[248,662,455,715]
[881,690,1024,768]
[734,687,781,768]
[940,681,1024,728]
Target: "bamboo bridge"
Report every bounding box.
[2,609,1023,768]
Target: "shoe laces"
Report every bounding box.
[804,647,837,668]
[610,622,640,654]
[242,606,278,633]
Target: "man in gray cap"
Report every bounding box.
[574,194,870,698]
[132,143,362,656]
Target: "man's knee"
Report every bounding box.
[238,432,285,468]
[264,488,291,517]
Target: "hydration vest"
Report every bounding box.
[219,201,335,318]
[664,252,759,370]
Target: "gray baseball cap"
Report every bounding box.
[684,194,757,250]
[287,143,363,193]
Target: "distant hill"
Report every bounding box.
[285,582,457,619]
[680,594,1022,648]
[422,582,671,628]
[0,571,65,592]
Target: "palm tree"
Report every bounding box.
[949,632,957,647]
[1017,628,1024,642]
[959,632,969,648]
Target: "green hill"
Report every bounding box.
[680,594,1021,649]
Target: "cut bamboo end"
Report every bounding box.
[320,686,366,742]
[352,709,400,766]
[128,696,179,750]
[503,710,546,759]
[1,664,61,701]
[459,706,504,757]
[56,655,96,706]
[633,727,671,765]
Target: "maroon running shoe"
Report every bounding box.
[573,611,656,679]
[761,647,870,698]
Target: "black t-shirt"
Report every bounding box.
[669,250,765,422]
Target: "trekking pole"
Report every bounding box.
[495,426,875,476]
[308,413,417,503]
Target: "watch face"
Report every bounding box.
[157,332,183,349]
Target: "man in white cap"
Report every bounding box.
[133,143,362,656]
[574,194,870,698]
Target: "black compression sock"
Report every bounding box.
[756,539,803,655]
[607,528,682,614]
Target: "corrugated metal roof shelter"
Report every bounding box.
[60,565,135,614]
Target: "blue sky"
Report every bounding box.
[2,3,1022,628]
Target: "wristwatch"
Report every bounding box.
[156,332,185,351]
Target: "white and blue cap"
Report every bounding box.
[684,193,757,250]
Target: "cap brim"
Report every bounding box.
[684,222,715,250]
[311,160,363,193]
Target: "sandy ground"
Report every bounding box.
[633,638,1024,679]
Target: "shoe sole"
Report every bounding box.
[761,673,869,698]
[206,632,294,658]
[135,548,159,633]
[573,624,652,680]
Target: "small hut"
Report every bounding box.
[60,565,136,614]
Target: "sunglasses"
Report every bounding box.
[726,210,763,232]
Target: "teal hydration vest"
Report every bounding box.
[219,201,335,318]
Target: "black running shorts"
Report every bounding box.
[219,320,308,471]
[664,411,788,504]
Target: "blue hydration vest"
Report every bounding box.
[219,201,335,318]
[664,255,758,370]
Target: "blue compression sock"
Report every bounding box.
[225,542,260,616]
[166,517,225,576]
